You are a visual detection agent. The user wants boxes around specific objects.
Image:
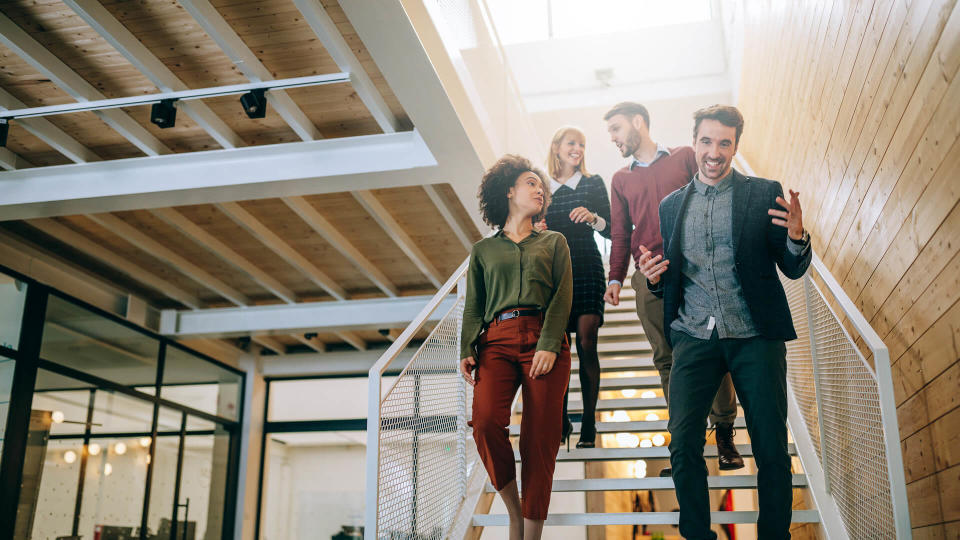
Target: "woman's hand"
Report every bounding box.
[460,356,477,386]
[534,219,548,232]
[529,350,557,378]
[569,206,596,224]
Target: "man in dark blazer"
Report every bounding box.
[638,105,811,540]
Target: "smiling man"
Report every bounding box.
[602,102,741,477]
[638,105,812,540]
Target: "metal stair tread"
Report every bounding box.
[518,397,669,412]
[570,375,662,390]
[508,418,747,435]
[484,474,808,492]
[525,443,798,461]
[472,510,821,526]
[573,357,654,372]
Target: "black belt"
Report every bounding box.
[494,308,542,322]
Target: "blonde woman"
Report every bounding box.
[542,127,611,448]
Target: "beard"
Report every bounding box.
[620,128,642,158]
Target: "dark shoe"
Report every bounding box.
[714,422,745,471]
[561,416,574,451]
[575,423,596,449]
[659,467,672,477]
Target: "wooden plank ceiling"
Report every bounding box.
[0,0,481,355]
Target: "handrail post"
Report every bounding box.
[456,275,468,500]
[365,372,382,539]
[803,274,832,494]
[873,345,912,537]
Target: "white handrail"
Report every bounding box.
[365,256,470,539]
[738,154,911,538]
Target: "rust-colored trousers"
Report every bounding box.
[471,314,571,520]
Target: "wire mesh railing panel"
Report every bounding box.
[375,298,468,540]
[806,280,896,539]
[781,274,821,458]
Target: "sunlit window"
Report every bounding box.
[487,0,713,45]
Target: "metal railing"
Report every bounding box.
[781,253,911,539]
[366,259,477,539]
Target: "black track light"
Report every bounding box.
[150,99,177,129]
[0,118,9,147]
[240,89,267,119]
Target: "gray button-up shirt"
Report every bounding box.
[671,173,806,340]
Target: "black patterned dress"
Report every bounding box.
[544,173,612,332]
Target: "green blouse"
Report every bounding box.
[460,229,573,358]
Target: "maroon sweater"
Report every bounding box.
[608,146,698,283]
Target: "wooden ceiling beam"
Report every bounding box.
[292,334,327,353]
[26,218,202,309]
[251,335,286,355]
[177,0,321,141]
[282,196,398,297]
[0,147,32,171]
[86,213,250,306]
[150,207,298,304]
[353,190,444,287]
[424,185,474,251]
[335,330,367,351]
[293,0,399,133]
[61,0,245,150]
[0,13,170,156]
[216,202,348,301]
[0,88,101,163]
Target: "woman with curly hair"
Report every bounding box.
[460,154,573,539]
[541,126,611,449]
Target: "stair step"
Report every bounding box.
[472,510,820,526]
[532,443,798,462]
[508,418,747,435]
[597,326,646,338]
[585,340,651,354]
[605,301,637,313]
[484,474,808,493]
[570,376,662,391]
[573,357,654,372]
[518,397,668,413]
[604,311,640,324]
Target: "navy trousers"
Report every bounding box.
[667,329,792,540]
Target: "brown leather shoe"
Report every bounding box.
[715,422,745,470]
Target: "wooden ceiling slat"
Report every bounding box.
[150,207,297,304]
[283,196,398,297]
[353,190,444,287]
[26,217,202,308]
[216,201,347,300]
[0,10,171,155]
[87,212,250,306]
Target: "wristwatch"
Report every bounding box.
[789,229,810,246]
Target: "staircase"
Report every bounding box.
[366,255,910,540]
[470,278,821,535]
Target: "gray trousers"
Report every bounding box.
[631,272,737,425]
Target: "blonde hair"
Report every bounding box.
[547,126,590,180]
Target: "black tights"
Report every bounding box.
[562,314,603,433]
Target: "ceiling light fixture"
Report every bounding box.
[0,73,348,122]
[240,89,267,119]
[150,99,177,129]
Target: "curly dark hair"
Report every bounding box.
[477,155,550,229]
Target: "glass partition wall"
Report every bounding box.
[0,266,244,540]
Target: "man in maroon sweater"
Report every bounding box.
[601,102,741,475]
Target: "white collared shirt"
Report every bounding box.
[630,142,671,169]
[549,171,583,194]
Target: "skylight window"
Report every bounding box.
[486,0,714,45]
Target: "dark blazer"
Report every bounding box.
[650,169,811,347]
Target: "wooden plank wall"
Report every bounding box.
[737,0,960,536]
